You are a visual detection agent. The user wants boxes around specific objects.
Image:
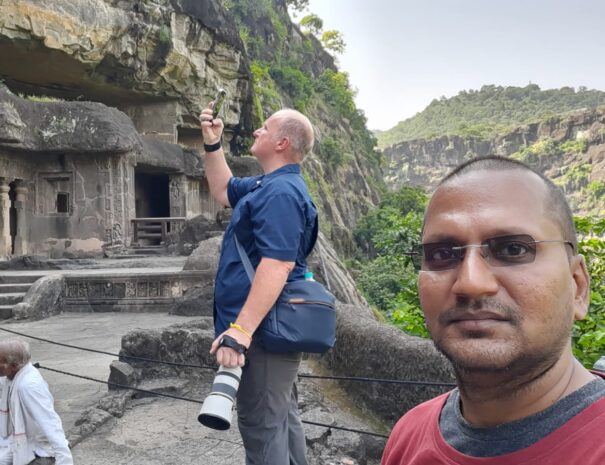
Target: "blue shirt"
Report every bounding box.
[213,163,317,336]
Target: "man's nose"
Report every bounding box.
[450,247,499,298]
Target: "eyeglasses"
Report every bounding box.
[407,234,574,272]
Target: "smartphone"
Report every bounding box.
[212,88,227,119]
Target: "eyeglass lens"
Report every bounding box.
[412,234,538,271]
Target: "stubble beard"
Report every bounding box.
[431,298,571,387]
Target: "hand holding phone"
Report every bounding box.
[200,89,227,145]
[212,88,227,120]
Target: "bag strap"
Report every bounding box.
[234,234,256,284]
[234,213,319,285]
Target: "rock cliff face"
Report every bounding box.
[384,108,605,213]
[0,0,381,254]
[0,0,252,131]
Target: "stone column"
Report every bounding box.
[13,181,28,256]
[0,178,10,257]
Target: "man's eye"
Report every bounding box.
[427,247,456,261]
[494,241,531,257]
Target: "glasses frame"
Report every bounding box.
[406,234,575,272]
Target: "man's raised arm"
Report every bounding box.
[200,104,232,207]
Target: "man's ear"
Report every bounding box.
[571,254,590,321]
[275,137,290,153]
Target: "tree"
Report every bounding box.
[285,0,309,12]
[321,30,346,54]
[299,14,323,35]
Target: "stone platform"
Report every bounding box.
[0,256,214,313]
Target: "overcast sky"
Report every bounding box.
[302,0,605,130]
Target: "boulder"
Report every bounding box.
[320,302,454,426]
[183,235,223,272]
[108,360,140,391]
[120,320,217,378]
[12,275,64,321]
[170,283,214,316]
[176,216,225,256]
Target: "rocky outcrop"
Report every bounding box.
[0,0,252,133]
[174,216,225,255]
[384,108,605,212]
[308,233,368,308]
[320,302,454,425]
[0,85,141,153]
[140,138,203,177]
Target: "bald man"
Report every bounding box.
[0,339,72,465]
[199,106,316,465]
[381,156,605,464]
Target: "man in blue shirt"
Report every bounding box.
[199,105,316,465]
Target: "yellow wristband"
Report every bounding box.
[230,323,253,340]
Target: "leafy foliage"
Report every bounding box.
[321,30,346,54]
[269,65,313,111]
[377,84,605,146]
[284,0,309,11]
[354,188,428,337]
[315,70,377,156]
[250,61,282,125]
[573,217,605,368]
[299,14,323,34]
[318,136,350,166]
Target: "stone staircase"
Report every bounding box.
[0,274,43,319]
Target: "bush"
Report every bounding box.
[587,180,605,199]
[560,139,589,154]
[269,65,313,111]
[318,136,349,166]
[511,137,561,164]
[250,61,282,124]
[573,217,605,368]
[354,188,427,337]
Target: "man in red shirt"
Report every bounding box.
[382,156,605,465]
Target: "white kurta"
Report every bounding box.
[0,364,72,465]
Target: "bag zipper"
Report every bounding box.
[286,299,334,308]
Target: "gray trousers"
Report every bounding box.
[236,341,308,465]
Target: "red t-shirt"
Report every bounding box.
[382,376,605,465]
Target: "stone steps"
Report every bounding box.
[0,293,26,306]
[0,274,44,284]
[126,246,167,255]
[0,305,13,320]
[0,274,41,319]
[0,283,31,293]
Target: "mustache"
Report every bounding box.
[438,298,521,325]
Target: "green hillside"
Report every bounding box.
[377,84,605,147]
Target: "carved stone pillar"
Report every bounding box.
[13,181,28,256]
[0,178,10,257]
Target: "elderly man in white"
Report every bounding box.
[0,339,72,465]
